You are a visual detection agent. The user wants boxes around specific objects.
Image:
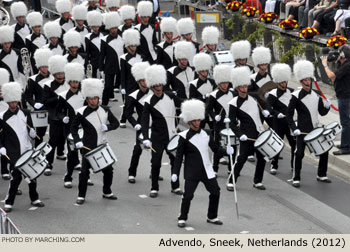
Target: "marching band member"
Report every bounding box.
[55,0,75,34]
[176,18,199,67]
[119,5,136,34]
[249,46,272,92]
[25,12,47,75]
[166,41,196,100]
[59,63,85,189]
[286,60,331,187]
[84,10,104,78]
[71,4,90,53]
[206,64,236,185]
[119,29,144,127]
[144,0,160,26]
[63,30,85,65]
[135,1,158,64]
[85,0,105,13]
[230,40,254,74]
[201,26,220,76]
[43,55,70,175]
[229,66,271,190]
[266,63,296,175]
[10,1,30,50]
[125,62,151,183]
[141,64,183,198]
[25,48,53,147]
[105,0,120,12]
[43,21,65,56]
[155,17,177,70]
[0,82,44,213]
[71,78,119,205]
[172,99,229,228]
[0,69,10,180]
[189,53,215,128]
[99,11,123,106]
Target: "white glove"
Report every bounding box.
[171,174,178,182]
[121,89,126,95]
[262,110,270,118]
[264,92,270,99]
[324,99,331,109]
[75,141,83,149]
[143,140,151,147]
[202,95,207,100]
[34,103,43,110]
[100,71,105,79]
[62,116,69,124]
[101,124,108,132]
[226,146,234,155]
[277,113,285,119]
[293,129,301,136]
[134,124,141,131]
[0,147,7,156]
[240,134,248,141]
[224,117,231,124]
[215,115,221,122]
[29,128,37,138]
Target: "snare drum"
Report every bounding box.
[35,141,52,156]
[213,51,235,66]
[219,129,239,146]
[15,150,47,181]
[166,135,180,156]
[325,122,342,136]
[31,110,48,128]
[85,143,117,173]
[68,129,84,150]
[254,129,284,161]
[323,128,336,142]
[304,127,333,156]
[32,150,46,164]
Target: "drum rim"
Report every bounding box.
[304,127,324,141]
[30,110,48,113]
[15,150,34,168]
[322,128,334,135]
[85,144,107,157]
[35,141,47,151]
[254,130,272,148]
[325,122,339,129]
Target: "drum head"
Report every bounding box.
[85,144,106,156]
[32,150,41,158]
[15,150,34,167]
[323,129,333,136]
[35,142,46,151]
[325,122,338,130]
[167,135,180,151]
[304,128,323,141]
[220,128,235,137]
[254,130,271,147]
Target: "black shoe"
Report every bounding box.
[333,148,350,155]
[44,168,52,176]
[120,123,126,128]
[253,183,266,190]
[2,174,10,180]
[76,197,85,205]
[128,176,136,184]
[247,155,255,162]
[4,204,12,213]
[171,188,184,195]
[292,181,300,188]
[64,181,73,188]
[149,174,164,181]
[270,168,277,175]
[317,177,332,183]
[226,183,234,191]
[56,154,67,160]
[103,194,118,200]
[31,200,45,207]
[177,220,186,228]
[335,144,341,149]
[149,190,158,198]
[87,179,94,186]
[207,218,223,225]
[16,189,22,195]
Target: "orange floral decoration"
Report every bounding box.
[226,1,242,11]
[258,12,278,23]
[278,19,299,29]
[298,27,319,39]
[241,6,258,17]
[326,35,348,48]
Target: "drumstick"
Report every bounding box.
[149,145,157,153]
[4,154,10,161]
[218,107,224,116]
[82,146,91,151]
[301,132,309,135]
[23,121,41,140]
[247,138,257,142]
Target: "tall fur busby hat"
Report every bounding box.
[120,5,136,21]
[2,82,22,102]
[26,12,43,27]
[103,12,121,30]
[65,63,85,83]
[64,30,81,48]
[293,60,315,81]
[10,1,27,19]
[174,41,193,60]
[72,4,87,21]
[252,46,271,66]
[137,1,153,17]
[48,55,67,75]
[145,65,167,87]
[0,69,10,87]
[202,26,219,45]
[87,10,103,27]
[44,21,62,39]
[56,0,72,14]
[160,17,177,34]
[81,78,104,98]
[193,53,212,72]
[132,62,150,81]
[230,40,251,61]
[34,48,53,68]
[213,64,231,85]
[106,0,120,9]
[123,29,140,47]
[177,17,194,35]
[0,25,14,44]
[271,63,291,83]
[231,66,251,88]
[181,99,205,123]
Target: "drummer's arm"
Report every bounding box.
[173,136,185,177]
[106,109,119,131]
[70,113,82,143]
[229,104,242,137]
[267,94,279,117]
[286,96,298,131]
[25,79,36,108]
[125,96,137,127]
[141,102,151,140]
[318,97,330,116]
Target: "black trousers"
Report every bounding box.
[150,139,179,191]
[78,157,113,198]
[102,73,117,105]
[178,178,220,221]
[294,135,328,181]
[128,132,143,177]
[35,126,47,148]
[5,165,39,206]
[46,121,65,166]
[1,156,9,175]
[271,120,296,169]
[64,140,80,182]
[233,140,266,184]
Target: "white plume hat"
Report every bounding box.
[181,99,205,123]
[0,69,10,87]
[131,62,150,81]
[174,41,193,60]
[81,78,104,98]
[26,12,43,27]
[230,40,251,61]
[123,29,140,47]
[56,0,72,14]
[202,26,219,45]
[120,5,136,21]
[2,82,22,102]
[193,53,212,72]
[293,60,315,81]
[177,17,194,35]
[103,11,121,30]
[145,65,167,87]
[64,30,81,48]
[252,46,271,66]
[48,55,67,75]
[65,63,85,83]
[271,63,291,83]
[34,48,53,68]
[87,10,103,27]
[231,66,251,88]
[106,0,120,8]
[213,64,231,85]
[72,4,87,21]
[160,17,177,34]
[0,25,14,44]
[44,21,62,38]
[137,1,153,17]
[10,1,27,19]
